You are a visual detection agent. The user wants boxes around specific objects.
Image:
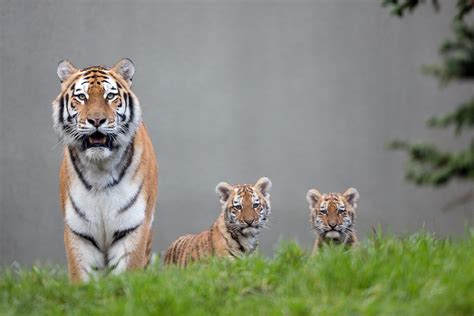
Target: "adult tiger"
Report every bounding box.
[164,177,272,267]
[52,58,158,282]
[306,188,359,253]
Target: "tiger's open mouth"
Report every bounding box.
[82,132,113,150]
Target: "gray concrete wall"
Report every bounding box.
[1,0,472,265]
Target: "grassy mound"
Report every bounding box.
[1,232,473,315]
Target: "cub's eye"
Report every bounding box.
[106,93,116,100]
[76,94,86,101]
[253,203,260,209]
[319,209,327,215]
[234,205,242,211]
[338,208,346,214]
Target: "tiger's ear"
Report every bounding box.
[112,58,135,86]
[343,187,359,208]
[306,189,322,208]
[57,60,78,82]
[254,177,272,198]
[215,182,234,204]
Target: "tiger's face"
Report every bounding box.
[216,177,272,236]
[52,58,141,160]
[307,188,359,242]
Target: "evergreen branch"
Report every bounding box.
[381,0,439,17]
[427,98,474,135]
[389,140,474,186]
[421,21,474,84]
[456,0,474,20]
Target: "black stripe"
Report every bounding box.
[112,223,141,245]
[68,147,93,190]
[209,227,214,256]
[69,194,89,222]
[83,69,107,76]
[128,93,134,123]
[118,113,126,122]
[117,183,143,213]
[69,226,101,251]
[58,95,65,125]
[173,237,187,264]
[105,141,134,188]
[228,226,245,253]
[64,94,73,122]
[178,236,190,265]
[108,260,120,272]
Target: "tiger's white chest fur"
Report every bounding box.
[64,144,146,272]
[239,227,260,253]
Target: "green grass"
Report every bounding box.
[1,232,473,316]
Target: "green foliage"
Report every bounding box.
[1,233,474,315]
[381,0,440,17]
[389,140,474,185]
[382,1,474,187]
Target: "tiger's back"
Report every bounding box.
[164,231,214,266]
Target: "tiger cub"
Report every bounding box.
[53,59,158,282]
[306,188,359,253]
[164,177,272,267]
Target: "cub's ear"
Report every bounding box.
[215,182,234,204]
[112,58,135,86]
[343,187,359,208]
[306,189,322,208]
[57,60,78,82]
[254,177,272,198]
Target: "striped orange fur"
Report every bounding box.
[53,59,158,281]
[306,188,359,253]
[164,177,272,267]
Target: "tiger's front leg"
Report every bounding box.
[106,223,152,275]
[64,227,105,282]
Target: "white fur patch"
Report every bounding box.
[325,231,341,239]
[65,144,146,273]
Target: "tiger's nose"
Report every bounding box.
[244,218,255,226]
[87,117,107,127]
[329,222,337,229]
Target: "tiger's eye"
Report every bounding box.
[106,93,116,100]
[234,205,242,211]
[253,203,260,209]
[77,93,86,101]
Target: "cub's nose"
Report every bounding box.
[329,222,337,229]
[87,118,107,127]
[244,218,255,226]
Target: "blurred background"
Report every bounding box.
[1,0,472,266]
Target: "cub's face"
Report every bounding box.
[216,177,272,235]
[52,58,141,160]
[307,188,359,241]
